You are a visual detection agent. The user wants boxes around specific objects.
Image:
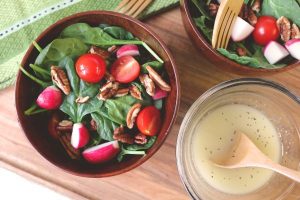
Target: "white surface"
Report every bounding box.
[0,167,69,200]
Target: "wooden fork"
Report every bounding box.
[212,0,244,49]
[114,0,153,18]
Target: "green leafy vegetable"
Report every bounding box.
[24,103,47,115]
[217,48,286,69]
[29,64,51,81]
[141,61,163,73]
[154,99,163,110]
[60,23,164,63]
[91,112,118,141]
[105,95,139,125]
[117,136,157,162]
[191,0,212,20]
[194,16,213,42]
[59,57,80,96]
[60,23,143,46]
[262,0,300,27]
[103,26,135,40]
[19,66,51,88]
[35,38,88,70]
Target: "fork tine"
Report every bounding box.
[114,0,130,11]
[218,10,235,49]
[221,12,236,49]
[126,0,144,16]
[119,0,139,14]
[215,8,231,49]
[132,0,152,18]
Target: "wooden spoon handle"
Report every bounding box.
[263,161,300,183]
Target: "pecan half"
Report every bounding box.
[115,88,129,97]
[90,119,97,131]
[208,3,219,16]
[56,120,73,132]
[97,81,119,100]
[113,126,134,144]
[89,46,110,59]
[104,72,115,82]
[134,133,147,144]
[291,23,300,39]
[251,0,261,13]
[58,133,81,159]
[277,16,291,42]
[130,85,143,100]
[51,66,71,95]
[75,96,90,104]
[146,66,171,92]
[126,103,142,129]
[139,74,155,96]
[236,47,247,56]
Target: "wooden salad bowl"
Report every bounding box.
[15,11,180,177]
[180,0,300,75]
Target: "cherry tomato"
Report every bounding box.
[137,106,161,136]
[253,16,280,46]
[75,54,106,83]
[110,55,140,83]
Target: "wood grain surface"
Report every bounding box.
[1,8,300,200]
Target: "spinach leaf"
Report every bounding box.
[60,94,103,122]
[154,99,163,110]
[191,0,212,20]
[60,93,77,122]
[60,23,143,46]
[194,16,213,42]
[117,136,157,162]
[79,81,100,98]
[125,136,157,151]
[86,131,102,147]
[141,61,163,73]
[103,26,135,40]
[91,112,118,141]
[262,0,300,27]
[35,38,88,69]
[105,95,139,125]
[217,48,286,69]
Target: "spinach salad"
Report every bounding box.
[190,0,300,69]
[20,23,171,164]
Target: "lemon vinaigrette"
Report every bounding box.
[192,104,282,195]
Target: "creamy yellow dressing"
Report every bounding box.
[192,104,282,195]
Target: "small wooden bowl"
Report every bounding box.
[180,0,300,75]
[15,11,180,177]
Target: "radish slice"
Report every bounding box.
[231,17,255,42]
[71,123,90,149]
[285,39,300,60]
[82,141,120,164]
[153,88,168,100]
[36,86,62,110]
[263,41,289,64]
[116,44,140,58]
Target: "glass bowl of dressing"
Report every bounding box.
[177,78,300,200]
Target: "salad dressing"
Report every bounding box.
[192,104,281,194]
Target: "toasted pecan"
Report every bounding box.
[139,74,155,96]
[113,126,134,144]
[115,88,129,97]
[75,96,90,104]
[277,16,291,42]
[89,46,110,59]
[51,66,71,95]
[130,85,143,100]
[97,81,119,100]
[146,66,171,92]
[291,23,300,39]
[58,133,81,159]
[126,103,142,129]
[134,133,147,144]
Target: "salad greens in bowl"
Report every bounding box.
[15,11,179,177]
[180,0,300,73]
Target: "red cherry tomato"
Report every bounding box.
[137,106,161,136]
[253,16,280,46]
[75,54,106,83]
[110,55,140,83]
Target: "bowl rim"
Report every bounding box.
[15,10,180,177]
[176,77,299,199]
[180,0,300,73]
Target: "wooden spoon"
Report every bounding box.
[214,131,300,183]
